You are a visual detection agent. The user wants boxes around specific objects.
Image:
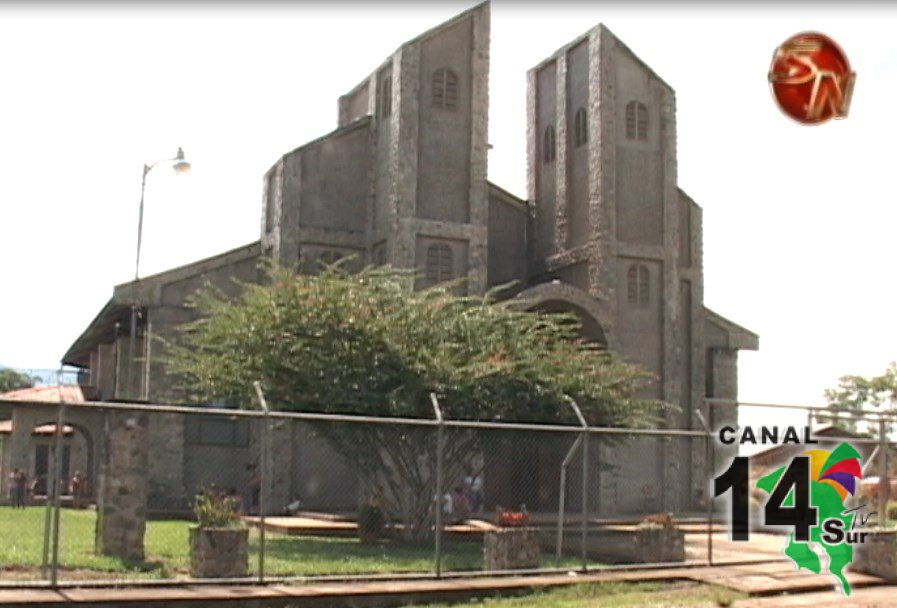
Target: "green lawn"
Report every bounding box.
[0,507,491,580]
[413,581,745,608]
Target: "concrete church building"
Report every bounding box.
[47,2,757,515]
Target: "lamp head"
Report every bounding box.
[172,147,191,175]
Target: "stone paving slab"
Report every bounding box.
[0,562,887,606]
[735,585,897,607]
[687,562,885,595]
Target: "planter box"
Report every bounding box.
[189,527,249,578]
[484,527,541,570]
[852,529,897,580]
[551,525,685,564]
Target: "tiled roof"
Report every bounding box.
[0,385,88,403]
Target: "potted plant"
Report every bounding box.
[634,512,685,563]
[484,505,540,570]
[357,500,387,544]
[189,487,249,578]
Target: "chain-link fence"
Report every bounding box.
[0,393,893,586]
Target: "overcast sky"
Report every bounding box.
[1,1,894,422]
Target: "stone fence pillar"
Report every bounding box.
[97,411,149,561]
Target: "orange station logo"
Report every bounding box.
[768,32,856,125]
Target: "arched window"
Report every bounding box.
[432,68,458,110]
[574,107,588,148]
[378,77,392,118]
[543,125,556,164]
[625,101,648,141]
[626,263,649,306]
[425,243,453,286]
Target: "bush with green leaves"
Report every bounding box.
[194,488,241,529]
[167,264,654,539]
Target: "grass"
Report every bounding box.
[0,507,495,580]
[412,581,746,607]
[0,508,745,605]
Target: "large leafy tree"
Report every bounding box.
[822,363,897,434]
[166,265,653,538]
[0,368,35,394]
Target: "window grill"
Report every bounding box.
[543,125,556,163]
[574,107,588,148]
[433,68,459,110]
[627,263,650,306]
[425,243,453,285]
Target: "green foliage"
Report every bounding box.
[193,489,241,529]
[165,264,654,539]
[166,264,652,425]
[822,362,897,433]
[887,500,897,521]
[0,368,35,394]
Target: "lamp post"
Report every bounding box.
[129,147,191,400]
[135,147,192,281]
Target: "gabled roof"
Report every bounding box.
[62,242,261,368]
[341,1,490,101]
[750,425,871,468]
[705,308,759,351]
[529,23,675,96]
[0,384,90,403]
[487,181,527,211]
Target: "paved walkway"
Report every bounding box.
[735,585,897,607]
[0,561,890,607]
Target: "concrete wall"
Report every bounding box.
[486,190,527,288]
[298,125,370,234]
[566,40,590,250]
[416,16,473,223]
[532,60,557,261]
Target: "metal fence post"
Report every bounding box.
[696,406,713,566]
[253,381,270,583]
[562,398,589,572]
[430,393,445,578]
[50,403,66,586]
[40,408,57,580]
[556,435,582,562]
[880,418,889,528]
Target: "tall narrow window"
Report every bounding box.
[574,107,588,148]
[627,263,649,306]
[378,76,392,118]
[425,243,453,286]
[432,68,458,110]
[543,125,556,164]
[625,101,648,141]
[636,103,648,140]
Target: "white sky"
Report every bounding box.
[1,1,895,423]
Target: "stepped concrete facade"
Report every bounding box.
[50,2,756,518]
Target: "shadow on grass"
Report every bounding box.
[250,534,483,576]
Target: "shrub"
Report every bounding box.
[886,500,897,522]
[194,488,241,528]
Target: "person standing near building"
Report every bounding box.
[7,469,18,506]
[11,468,27,508]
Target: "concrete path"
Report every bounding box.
[0,561,889,607]
[735,585,897,607]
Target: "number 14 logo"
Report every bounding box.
[714,456,817,541]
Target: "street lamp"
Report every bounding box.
[134,147,192,281]
[129,147,191,401]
